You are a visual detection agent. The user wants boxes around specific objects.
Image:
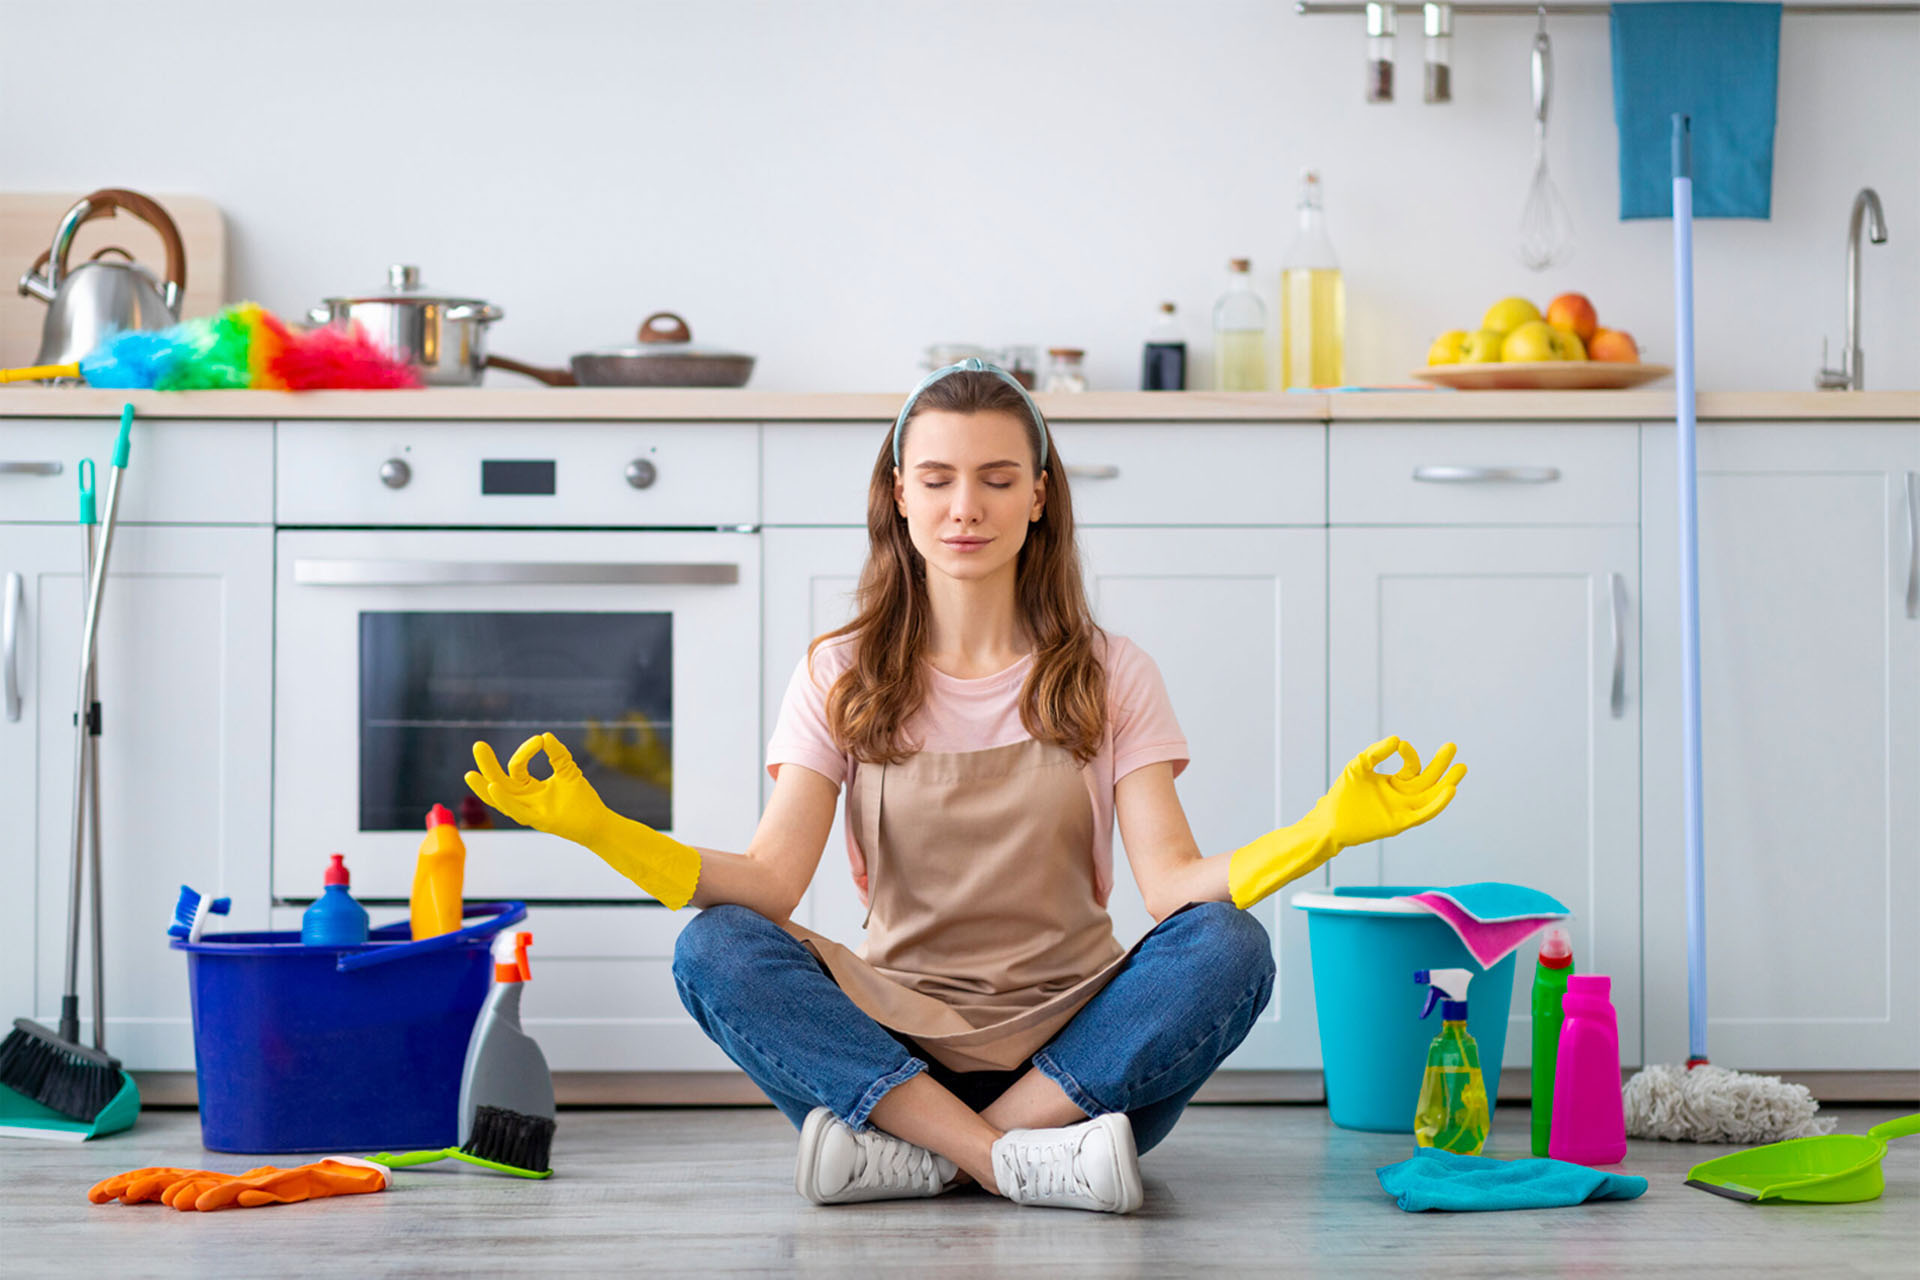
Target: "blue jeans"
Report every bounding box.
[672,900,1275,1155]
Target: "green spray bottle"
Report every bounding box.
[1413,968,1490,1155]
[1530,926,1574,1157]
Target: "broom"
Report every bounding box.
[1620,117,1832,1146]
[0,406,140,1126]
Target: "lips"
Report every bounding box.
[943,537,990,548]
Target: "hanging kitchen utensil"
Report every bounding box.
[17,189,187,369]
[1518,6,1575,271]
[310,265,504,388]
[485,312,757,388]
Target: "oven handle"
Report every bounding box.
[292,559,739,587]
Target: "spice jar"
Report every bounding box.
[998,344,1039,389]
[1043,348,1088,393]
[1424,2,1453,104]
[1365,1,1396,104]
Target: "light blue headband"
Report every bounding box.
[891,358,1049,472]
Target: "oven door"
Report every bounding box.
[274,529,760,902]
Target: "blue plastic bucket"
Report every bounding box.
[1292,887,1517,1133]
[172,902,525,1154]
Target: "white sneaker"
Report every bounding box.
[795,1106,959,1204]
[990,1112,1144,1214]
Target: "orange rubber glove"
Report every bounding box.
[466,731,701,910]
[185,1158,390,1211]
[1227,736,1467,910]
[88,1165,275,1206]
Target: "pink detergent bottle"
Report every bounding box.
[1548,974,1627,1165]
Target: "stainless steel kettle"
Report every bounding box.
[17,188,187,366]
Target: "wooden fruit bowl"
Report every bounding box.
[1412,361,1671,390]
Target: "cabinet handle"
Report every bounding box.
[292,559,739,587]
[3,571,21,723]
[1412,465,1562,484]
[1609,572,1627,719]
[0,460,63,476]
[1066,464,1120,480]
[1907,472,1918,621]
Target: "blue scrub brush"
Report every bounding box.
[167,885,231,944]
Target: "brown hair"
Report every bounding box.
[809,371,1107,765]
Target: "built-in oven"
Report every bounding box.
[272,420,761,903]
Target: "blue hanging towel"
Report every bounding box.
[1377,1148,1650,1212]
[1610,2,1781,219]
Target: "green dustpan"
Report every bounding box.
[0,1072,140,1142]
[1686,1113,1920,1203]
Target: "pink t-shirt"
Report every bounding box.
[765,630,1189,908]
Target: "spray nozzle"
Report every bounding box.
[1416,967,1473,1021]
[493,930,533,983]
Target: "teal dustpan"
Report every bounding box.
[0,1072,140,1142]
[1686,1114,1920,1203]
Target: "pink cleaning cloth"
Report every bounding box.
[1405,892,1559,968]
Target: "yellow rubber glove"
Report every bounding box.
[465,731,701,910]
[1228,736,1467,910]
[186,1158,390,1211]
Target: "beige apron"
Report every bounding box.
[781,736,1132,1072]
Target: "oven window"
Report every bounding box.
[359,611,673,832]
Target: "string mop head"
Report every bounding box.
[271,321,422,390]
[1623,1063,1835,1145]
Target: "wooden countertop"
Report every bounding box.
[0,387,1914,421]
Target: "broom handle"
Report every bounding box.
[1672,116,1709,1067]
[84,528,106,1052]
[61,408,131,1044]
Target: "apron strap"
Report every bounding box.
[858,760,885,930]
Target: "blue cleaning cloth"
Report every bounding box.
[1378,1148,1649,1212]
[1610,2,1781,219]
[1411,882,1568,924]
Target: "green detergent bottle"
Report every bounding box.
[1530,926,1574,1157]
[1413,968,1490,1155]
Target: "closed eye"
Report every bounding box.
[922,480,1012,489]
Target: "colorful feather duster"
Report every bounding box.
[0,304,422,390]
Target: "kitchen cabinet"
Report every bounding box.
[1640,422,1920,1071]
[1077,527,1328,1069]
[1327,524,1644,1070]
[1,521,272,1069]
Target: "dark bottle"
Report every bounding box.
[1141,302,1187,391]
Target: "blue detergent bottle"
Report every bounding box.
[302,853,370,946]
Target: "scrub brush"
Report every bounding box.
[368,931,556,1178]
[167,885,232,944]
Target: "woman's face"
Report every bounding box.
[893,408,1046,584]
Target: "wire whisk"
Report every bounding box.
[1518,6,1575,271]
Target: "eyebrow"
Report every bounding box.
[913,459,1024,472]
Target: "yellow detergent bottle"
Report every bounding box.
[1413,967,1491,1155]
[410,803,467,941]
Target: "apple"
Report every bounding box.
[1459,329,1505,363]
[1482,296,1542,335]
[1589,328,1640,362]
[1550,327,1586,361]
[1501,320,1560,361]
[1546,292,1598,343]
[1427,330,1469,365]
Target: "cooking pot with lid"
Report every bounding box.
[309,264,503,387]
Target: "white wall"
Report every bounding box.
[4,0,1914,392]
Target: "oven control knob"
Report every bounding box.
[625,459,658,490]
[379,458,411,489]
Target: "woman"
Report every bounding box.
[466,361,1466,1214]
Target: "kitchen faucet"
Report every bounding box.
[1815,187,1888,390]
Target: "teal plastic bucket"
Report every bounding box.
[1293,887,1517,1133]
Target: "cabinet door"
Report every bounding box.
[1080,528,1328,1069]
[1329,527,1643,1069]
[1641,423,1920,1070]
[762,528,870,940]
[9,524,272,1069]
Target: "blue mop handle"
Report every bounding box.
[1672,114,1708,1066]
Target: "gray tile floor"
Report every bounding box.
[3,1105,1911,1278]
